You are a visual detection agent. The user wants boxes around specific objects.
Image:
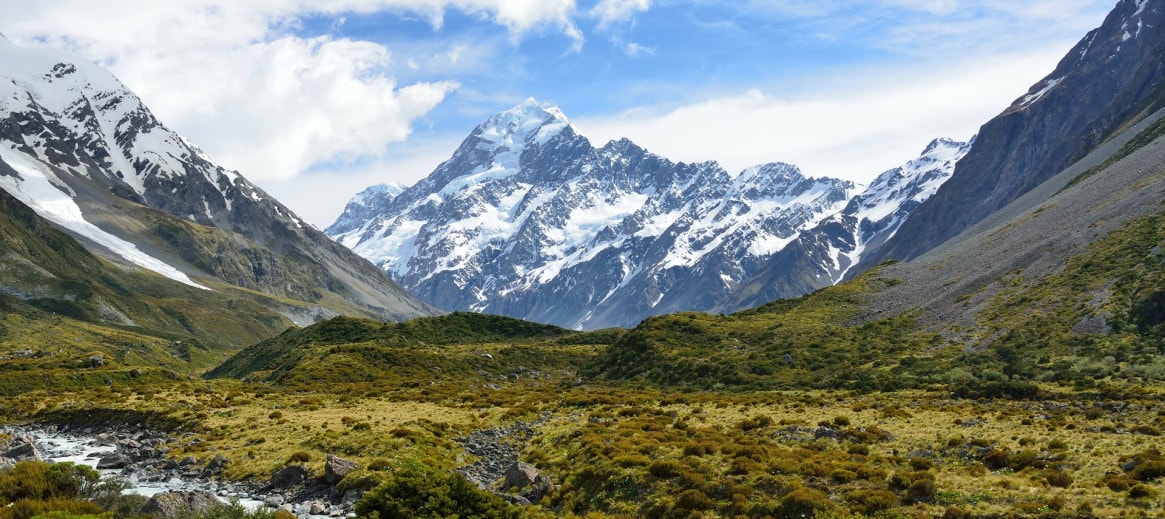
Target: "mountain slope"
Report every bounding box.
[865,0,1165,266]
[328,100,857,329]
[587,106,1165,391]
[0,36,436,325]
[724,138,970,312]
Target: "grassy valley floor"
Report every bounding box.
[3,376,1163,518]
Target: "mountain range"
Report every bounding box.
[327,101,969,329]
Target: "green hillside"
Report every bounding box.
[0,190,299,394]
[205,312,605,388]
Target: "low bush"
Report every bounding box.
[354,465,520,519]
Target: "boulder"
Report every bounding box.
[141,491,223,518]
[2,436,40,461]
[96,453,132,470]
[520,474,554,503]
[205,455,228,472]
[324,454,359,484]
[502,462,539,490]
[270,464,310,489]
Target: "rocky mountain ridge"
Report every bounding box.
[864,0,1165,267]
[330,100,965,329]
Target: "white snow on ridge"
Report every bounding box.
[1018,77,1064,109]
[0,144,207,289]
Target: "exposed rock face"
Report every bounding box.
[324,454,358,485]
[141,491,223,518]
[865,0,1165,267]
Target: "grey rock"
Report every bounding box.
[502,462,539,490]
[205,455,228,472]
[814,426,839,440]
[264,495,285,507]
[2,436,40,461]
[324,454,358,485]
[96,453,132,469]
[270,464,310,489]
[141,491,223,518]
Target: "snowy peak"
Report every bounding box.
[329,101,859,329]
[472,98,574,153]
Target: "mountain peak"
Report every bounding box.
[474,98,573,150]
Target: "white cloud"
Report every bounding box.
[0,0,583,183]
[591,0,651,28]
[575,47,1070,184]
[624,42,655,56]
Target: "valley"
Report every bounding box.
[2,0,1165,518]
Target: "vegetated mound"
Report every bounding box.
[582,268,936,392]
[206,312,613,386]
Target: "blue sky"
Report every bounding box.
[1,0,1117,227]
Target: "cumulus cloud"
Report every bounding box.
[591,0,652,29]
[0,0,583,181]
[575,47,1070,184]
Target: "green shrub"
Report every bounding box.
[286,452,312,464]
[647,460,685,479]
[1008,450,1038,470]
[845,489,898,514]
[779,488,832,517]
[907,478,937,504]
[354,465,520,519]
[1128,484,1157,499]
[673,489,713,511]
[1045,469,1073,488]
[1129,460,1165,481]
[0,498,105,519]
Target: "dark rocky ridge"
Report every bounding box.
[864,0,1165,267]
[862,107,1165,340]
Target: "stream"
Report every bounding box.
[2,425,349,518]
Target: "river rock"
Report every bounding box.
[310,501,328,515]
[264,495,286,507]
[96,453,132,469]
[271,464,309,489]
[2,436,40,461]
[141,491,223,518]
[325,454,358,484]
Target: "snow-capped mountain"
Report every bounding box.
[0,36,435,323]
[724,138,971,312]
[330,99,868,329]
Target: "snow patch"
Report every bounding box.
[0,144,207,289]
